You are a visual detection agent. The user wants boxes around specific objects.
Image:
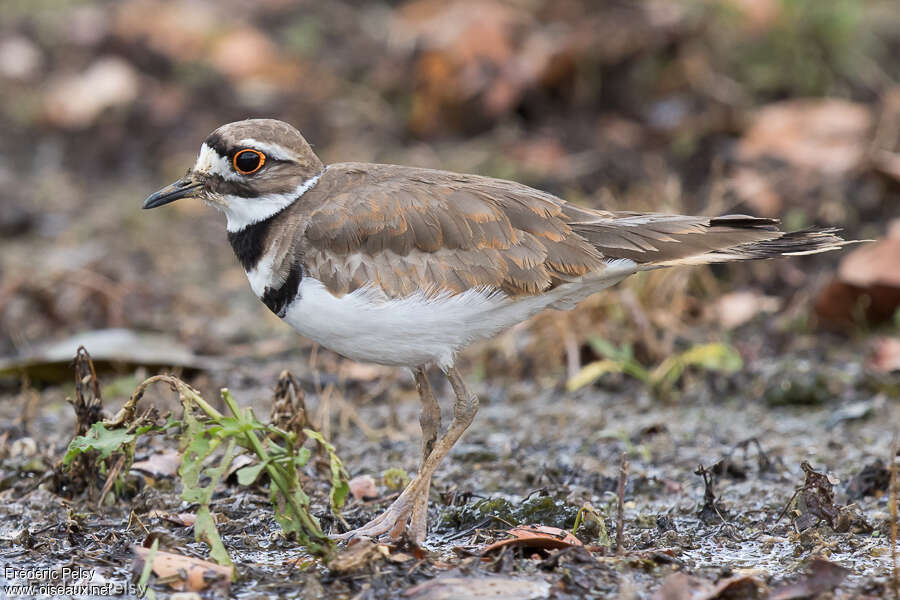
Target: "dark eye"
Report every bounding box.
[233,149,265,175]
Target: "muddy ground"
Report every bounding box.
[1,336,898,598]
[1,0,899,598]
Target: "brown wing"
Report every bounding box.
[299,163,607,298]
[561,205,782,263]
[294,163,847,300]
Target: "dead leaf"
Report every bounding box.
[348,474,379,501]
[869,338,900,373]
[224,453,256,482]
[44,57,139,128]
[132,450,181,479]
[712,291,781,329]
[815,225,900,328]
[393,0,689,135]
[132,545,231,593]
[340,362,392,382]
[482,524,582,556]
[846,460,890,500]
[269,370,309,437]
[653,572,763,600]
[146,510,196,527]
[793,462,840,531]
[114,0,216,62]
[0,328,222,383]
[837,238,900,289]
[738,99,873,175]
[0,35,43,80]
[769,557,851,600]
[328,538,383,573]
[209,26,302,86]
[727,167,783,216]
[871,149,900,182]
[722,0,782,32]
[403,575,551,600]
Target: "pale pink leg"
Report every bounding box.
[337,367,477,542]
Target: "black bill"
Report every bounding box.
[143,177,202,209]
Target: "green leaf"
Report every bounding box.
[651,343,743,392]
[183,438,235,568]
[63,423,137,465]
[136,538,158,600]
[304,429,350,513]
[588,338,622,360]
[566,359,624,392]
[236,459,270,486]
[293,447,311,468]
[194,505,233,570]
[679,342,743,372]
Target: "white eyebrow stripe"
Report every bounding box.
[236,138,297,161]
[193,143,241,181]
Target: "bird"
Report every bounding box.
[143,118,852,544]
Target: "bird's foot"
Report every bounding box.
[337,479,429,544]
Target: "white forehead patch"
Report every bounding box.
[193,143,241,181]
[237,138,297,162]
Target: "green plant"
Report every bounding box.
[64,375,348,563]
[567,339,743,394]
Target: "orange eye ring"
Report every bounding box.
[233,149,266,175]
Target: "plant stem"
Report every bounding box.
[220,389,329,546]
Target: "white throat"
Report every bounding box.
[222,172,323,232]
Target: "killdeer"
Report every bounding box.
[144,118,851,544]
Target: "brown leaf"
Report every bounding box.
[132,450,181,479]
[721,0,782,32]
[403,575,551,600]
[794,462,840,531]
[769,558,851,600]
[209,26,302,86]
[132,545,231,593]
[44,57,139,129]
[837,238,900,289]
[737,99,873,175]
[482,524,582,556]
[711,291,781,330]
[815,224,900,328]
[328,538,383,573]
[146,510,197,527]
[653,572,763,600]
[269,370,309,438]
[0,35,43,80]
[348,474,379,501]
[869,338,900,373]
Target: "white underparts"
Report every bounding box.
[276,258,637,369]
[223,172,323,232]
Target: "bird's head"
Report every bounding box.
[143,119,324,231]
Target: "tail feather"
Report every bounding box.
[652,227,852,267]
[566,211,855,268]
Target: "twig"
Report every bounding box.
[616,452,629,556]
[98,454,126,508]
[774,488,802,526]
[890,434,898,600]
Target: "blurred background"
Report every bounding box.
[0,0,898,394]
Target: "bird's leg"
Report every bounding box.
[407,367,441,543]
[336,366,478,542]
